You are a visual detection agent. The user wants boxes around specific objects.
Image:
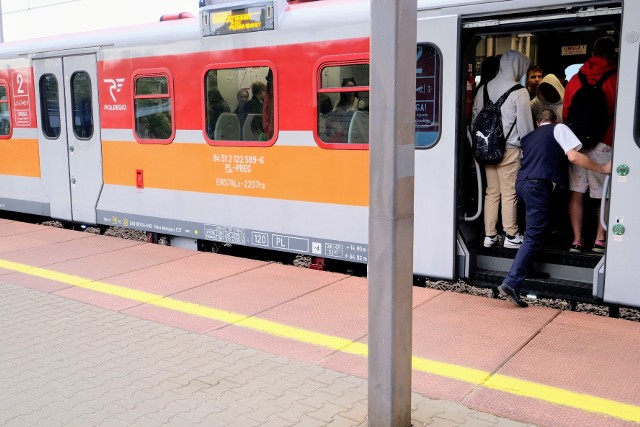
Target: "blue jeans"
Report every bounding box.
[503,179,552,292]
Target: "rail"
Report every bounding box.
[464,126,483,222]
[600,174,610,231]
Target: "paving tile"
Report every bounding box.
[325,415,362,427]
[243,402,283,423]
[259,415,296,426]
[205,402,253,423]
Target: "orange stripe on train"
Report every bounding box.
[0,138,40,177]
[102,142,369,206]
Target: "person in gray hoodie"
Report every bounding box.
[530,74,565,124]
[471,50,535,249]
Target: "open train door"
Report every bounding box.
[412,14,460,280]
[600,0,640,307]
[33,54,103,225]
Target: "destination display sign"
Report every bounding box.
[201,2,274,36]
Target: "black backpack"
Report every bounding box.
[565,69,616,149]
[471,84,522,164]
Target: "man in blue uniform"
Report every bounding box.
[498,109,612,307]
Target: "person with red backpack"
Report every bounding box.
[563,37,618,254]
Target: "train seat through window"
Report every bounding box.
[242,113,262,141]
[348,110,369,144]
[214,113,241,140]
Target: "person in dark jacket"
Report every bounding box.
[498,109,611,308]
[243,81,266,115]
[472,55,500,99]
[234,88,250,127]
[206,88,230,139]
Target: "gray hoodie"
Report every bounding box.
[530,74,565,123]
[471,50,534,149]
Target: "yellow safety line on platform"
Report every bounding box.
[484,375,640,423]
[1,258,639,423]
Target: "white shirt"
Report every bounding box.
[538,122,582,153]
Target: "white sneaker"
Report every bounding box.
[504,233,524,249]
[483,235,504,248]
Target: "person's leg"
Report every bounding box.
[592,201,608,254]
[595,197,610,242]
[484,164,500,237]
[568,191,585,246]
[497,148,521,237]
[503,181,551,292]
[568,161,588,251]
[586,143,612,251]
[501,181,551,307]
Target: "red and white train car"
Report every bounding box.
[1,0,640,311]
[1,0,373,259]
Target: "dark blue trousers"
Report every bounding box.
[503,180,552,292]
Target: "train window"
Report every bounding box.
[39,74,61,139]
[415,43,441,148]
[70,72,93,140]
[133,72,174,143]
[0,84,10,137]
[203,64,274,146]
[317,62,369,148]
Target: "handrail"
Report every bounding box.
[600,174,611,231]
[464,126,483,222]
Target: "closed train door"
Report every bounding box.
[601,0,640,307]
[413,14,459,280]
[33,54,102,224]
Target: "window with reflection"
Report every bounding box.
[415,43,442,148]
[204,65,274,145]
[134,74,173,142]
[39,74,61,139]
[317,62,369,147]
[71,72,93,139]
[0,85,10,136]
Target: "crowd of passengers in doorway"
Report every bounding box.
[469,36,617,256]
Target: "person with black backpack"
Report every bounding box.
[471,50,534,250]
[562,37,618,254]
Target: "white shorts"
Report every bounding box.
[568,142,612,198]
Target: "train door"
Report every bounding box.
[601,0,640,307]
[456,2,625,307]
[413,15,459,279]
[33,54,102,224]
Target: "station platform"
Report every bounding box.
[0,218,639,426]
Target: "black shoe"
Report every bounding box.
[498,284,528,308]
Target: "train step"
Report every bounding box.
[477,246,602,269]
[471,267,596,304]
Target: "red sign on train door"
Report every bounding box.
[12,71,32,126]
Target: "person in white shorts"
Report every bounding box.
[563,37,617,254]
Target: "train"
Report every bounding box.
[0,0,638,313]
